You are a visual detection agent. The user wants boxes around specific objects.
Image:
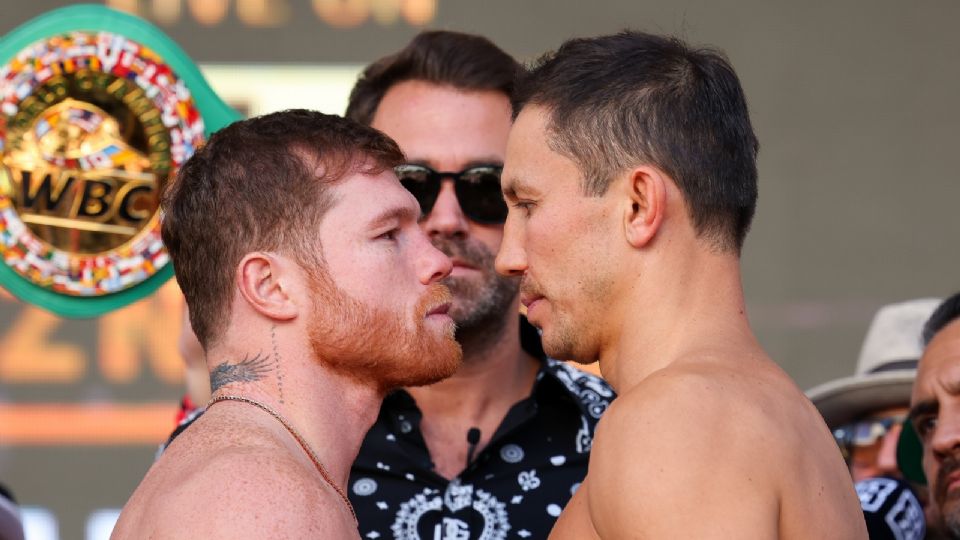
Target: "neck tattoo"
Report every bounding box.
[270,325,285,404]
[207,394,357,524]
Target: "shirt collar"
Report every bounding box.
[381,316,610,418]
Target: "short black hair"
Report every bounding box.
[923,292,960,345]
[346,30,522,125]
[514,30,759,253]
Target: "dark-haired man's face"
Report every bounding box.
[912,319,960,538]
[371,80,519,354]
[495,106,618,363]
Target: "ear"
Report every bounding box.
[623,166,666,249]
[236,252,299,321]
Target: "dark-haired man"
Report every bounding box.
[496,31,866,538]
[112,110,461,539]
[908,292,960,539]
[345,31,613,540]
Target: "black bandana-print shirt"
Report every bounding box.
[348,320,615,540]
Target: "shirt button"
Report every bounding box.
[400,420,413,433]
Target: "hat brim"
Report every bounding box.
[806,370,915,428]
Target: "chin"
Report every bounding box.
[541,338,580,364]
[383,335,463,391]
[542,324,599,364]
[428,335,463,381]
[942,506,960,539]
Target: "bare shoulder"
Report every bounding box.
[585,359,863,538]
[180,448,346,538]
[115,440,354,539]
[597,359,802,454]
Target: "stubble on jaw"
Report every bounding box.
[520,216,616,363]
[539,309,586,363]
[935,453,960,538]
[518,265,614,364]
[431,236,519,358]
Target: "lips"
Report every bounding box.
[945,469,960,495]
[417,284,454,321]
[426,302,451,317]
[936,455,960,504]
[520,293,543,309]
[450,258,478,271]
[519,276,546,312]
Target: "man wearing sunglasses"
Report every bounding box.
[344,31,613,540]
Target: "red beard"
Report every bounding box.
[307,269,462,394]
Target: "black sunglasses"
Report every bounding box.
[394,164,507,224]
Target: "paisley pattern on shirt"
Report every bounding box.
[349,358,614,540]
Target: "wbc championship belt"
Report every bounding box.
[0,5,239,317]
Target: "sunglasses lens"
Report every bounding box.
[852,422,884,446]
[395,165,440,217]
[849,416,904,447]
[456,167,507,224]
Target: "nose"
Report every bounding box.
[494,212,527,277]
[416,229,453,285]
[421,181,469,239]
[932,403,960,461]
[876,424,903,478]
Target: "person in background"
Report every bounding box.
[344,31,614,540]
[807,298,938,540]
[112,110,462,539]
[496,30,865,538]
[904,292,960,539]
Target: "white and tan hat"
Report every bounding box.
[806,298,941,429]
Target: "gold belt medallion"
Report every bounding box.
[0,31,205,297]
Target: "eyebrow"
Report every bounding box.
[908,399,939,423]
[501,175,538,200]
[368,204,418,229]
